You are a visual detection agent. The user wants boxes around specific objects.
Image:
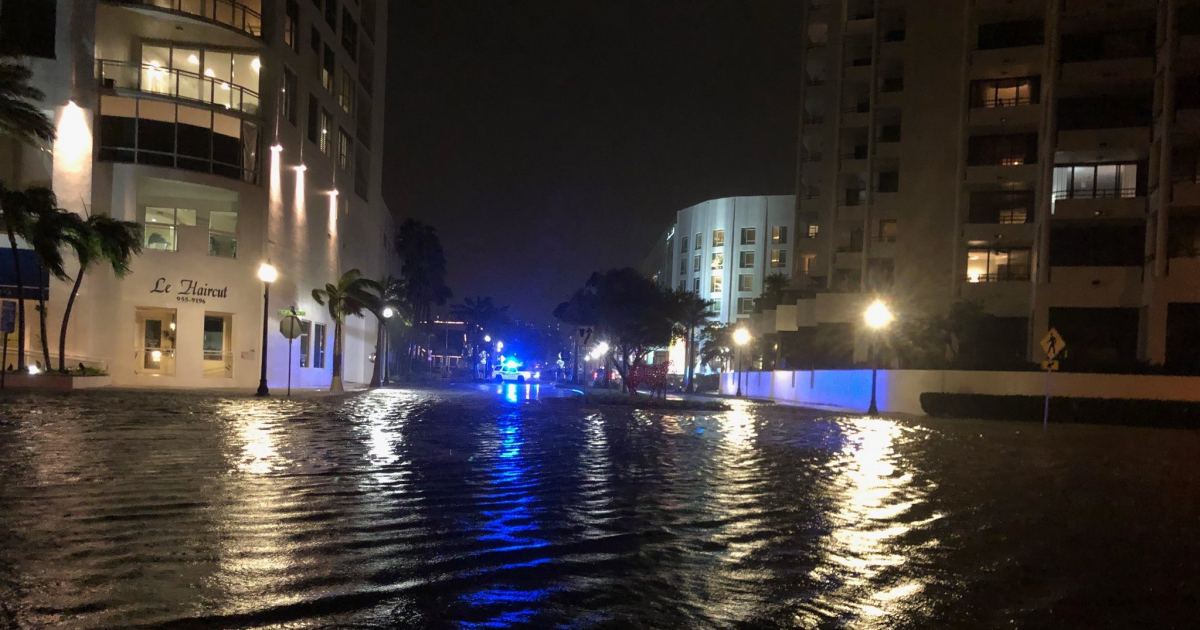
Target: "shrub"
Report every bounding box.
[920,392,1200,429]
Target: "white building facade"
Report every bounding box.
[0,0,395,388]
[664,196,795,324]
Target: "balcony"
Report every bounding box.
[1052,196,1146,221]
[834,251,863,269]
[965,163,1039,185]
[969,102,1042,129]
[969,45,1044,79]
[963,222,1036,244]
[108,0,262,40]
[1173,175,1200,206]
[98,59,261,117]
[1045,266,1143,307]
[960,281,1032,317]
[1060,57,1154,86]
[1057,127,1150,156]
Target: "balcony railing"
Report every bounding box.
[1051,186,1138,201]
[840,189,867,206]
[870,235,897,244]
[112,0,262,39]
[98,59,261,117]
[965,272,1031,283]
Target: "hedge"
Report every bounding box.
[920,393,1200,429]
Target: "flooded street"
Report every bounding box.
[1,386,1199,629]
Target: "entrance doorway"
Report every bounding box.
[135,307,177,376]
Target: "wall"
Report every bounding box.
[721,368,1200,416]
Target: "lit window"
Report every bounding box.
[740,227,756,245]
[966,248,1032,282]
[285,0,300,51]
[999,208,1027,224]
[1052,163,1139,202]
[339,66,355,113]
[739,251,755,268]
[319,109,333,155]
[202,313,233,378]
[694,232,702,250]
[770,249,787,268]
[738,274,754,291]
[808,224,819,238]
[142,207,196,251]
[313,323,327,368]
[737,297,755,314]
[710,274,723,294]
[712,229,725,247]
[802,254,816,274]
[207,211,238,258]
[971,76,1038,108]
[299,320,312,367]
[322,45,335,92]
[772,225,788,244]
[711,252,724,270]
[338,127,353,171]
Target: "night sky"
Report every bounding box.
[384,1,803,321]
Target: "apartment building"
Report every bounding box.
[783,0,1200,370]
[660,196,795,324]
[0,0,395,387]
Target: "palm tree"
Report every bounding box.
[58,214,142,373]
[670,290,712,392]
[0,184,34,371]
[395,220,452,372]
[699,323,736,373]
[757,273,790,311]
[362,275,410,387]
[451,296,509,378]
[25,190,86,369]
[0,59,55,372]
[312,269,380,392]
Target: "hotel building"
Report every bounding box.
[0,0,395,387]
[776,0,1200,369]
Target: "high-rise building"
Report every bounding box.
[0,0,395,387]
[784,0,1200,370]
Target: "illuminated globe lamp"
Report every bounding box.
[863,299,894,415]
[382,305,396,319]
[255,263,278,397]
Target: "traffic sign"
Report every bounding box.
[577,326,594,345]
[1040,359,1059,372]
[279,315,304,340]
[1040,328,1066,359]
[278,308,306,316]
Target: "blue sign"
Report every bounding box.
[1,301,15,334]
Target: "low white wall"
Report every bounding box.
[721,369,1200,415]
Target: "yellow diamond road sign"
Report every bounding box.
[1040,328,1066,359]
[1040,359,1059,372]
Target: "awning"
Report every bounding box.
[0,248,49,301]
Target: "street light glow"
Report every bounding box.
[382,306,395,319]
[257,263,278,283]
[496,341,504,350]
[484,335,491,342]
[733,328,751,346]
[864,300,893,330]
[595,341,610,356]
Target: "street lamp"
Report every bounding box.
[863,299,893,415]
[484,334,491,343]
[382,305,395,319]
[733,327,751,397]
[496,340,503,351]
[255,262,278,397]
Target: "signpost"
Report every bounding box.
[574,326,594,384]
[1,302,15,389]
[1040,328,1067,430]
[279,311,304,396]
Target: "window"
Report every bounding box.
[968,133,1037,166]
[338,127,352,171]
[802,254,816,274]
[772,226,787,244]
[877,171,899,193]
[285,0,299,52]
[878,124,901,143]
[739,251,755,268]
[208,211,237,258]
[307,94,320,143]
[740,227,756,245]
[313,323,327,368]
[808,224,820,238]
[202,313,233,378]
[693,255,701,272]
[694,233,702,250]
[738,274,754,291]
[711,252,724,270]
[969,190,1035,224]
[322,45,336,92]
[1052,163,1140,204]
[299,320,312,367]
[283,67,298,125]
[976,19,1044,50]
[311,25,321,54]
[678,280,686,291]
[966,248,1032,282]
[971,77,1039,108]
[338,66,355,113]
[710,274,723,294]
[693,277,700,292]
[712,229,725,247]
[877,219,897,243]
[319,109,333,155]
[142,207,196,251]
[737,297,756,314]
[680,235,688,252]
[770,249,787,268]
[342,7,358,60]
[1057,96,1150,130]
[325,0,338,28]
[679,257,687,274]
[1049,225,1145,267]
[355,144,370,200]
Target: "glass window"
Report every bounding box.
[678,280,685,291]
[738,297,755,314]
[802,254,816,274]
[739,251,755,268]
[679,257,687,274]
[342,7,358,60]
[878,219,898,242]
[694,233,702,250]
[283,67,298,125]
[808,224,819,238]
[338,127,352,171]
[680,236,688,252]
[712,229,725,247]
[339,66,355,113]
[710,274,723,294]
[740,227,756,245]
[971,76,1039,108]
[693,256,701,272]
[711,252,724,270]
[772,226,787,244]
[143,207,177,251]
[322,45,335,92]
[319,109,333,155]
[1052,162,1140,202]
[693,277,700,292]
[738,274,754,291]
[202,313,233,378]
[325,0,338,28]
[999,208,1027,224]
[135,307,177,376]
[770,249,787,268]
[285,0,300,51]
[307,94,320,143]
[966,248,1032,282]
[313,323,327,368]
[208,211,237,258]
[299,320,312,367]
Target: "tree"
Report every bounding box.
[555,268,674,393]
[0,58,55,372]
[699,322,736,371]
[25,190,87,369]
[312,269,379,392]
[57,214,142,373]
[451,296,509,378]
[757,273,790,311]
[362,275,410,387]
[0,184,34,371]
[669,290,712,392]
[395,219,452,372]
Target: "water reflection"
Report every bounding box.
[497,383,539,403]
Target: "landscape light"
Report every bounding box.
[864,300,893,330]
[733,328,751,346]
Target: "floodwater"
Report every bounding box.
[1,386,1198,629]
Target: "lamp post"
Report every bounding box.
[733,327,751,397]
[863,299,894,415]
[380,306,395,383]
[255,262,278,397]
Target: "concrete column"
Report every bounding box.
[1029,0,1063,360]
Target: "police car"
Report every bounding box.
[493,361,537,383]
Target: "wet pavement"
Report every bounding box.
[1,385,1199,629]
